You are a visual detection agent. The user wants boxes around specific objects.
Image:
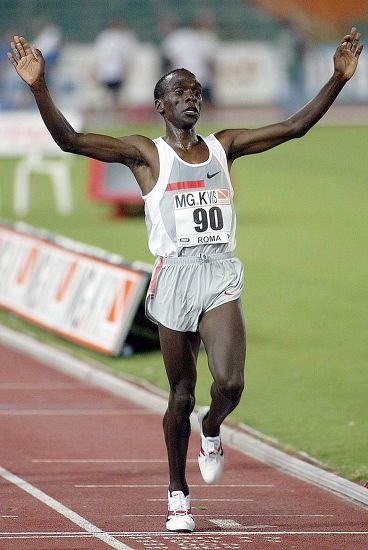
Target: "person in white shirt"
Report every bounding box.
[94,19,137,112]
[161,12,218,103]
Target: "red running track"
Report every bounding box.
[0,342,367,550]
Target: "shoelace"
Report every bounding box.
[169,493,190,517]
[203,436,222,456]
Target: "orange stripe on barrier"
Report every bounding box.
[55,261,77,301]
[16,247,38,284]
[106,279,134,323]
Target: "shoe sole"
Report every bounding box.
[198,453,224,483]
[166,518,195,532]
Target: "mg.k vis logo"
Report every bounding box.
[174,189,232,247]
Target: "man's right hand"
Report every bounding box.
[7,35,45,87]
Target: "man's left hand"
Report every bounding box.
[334,27,363,81]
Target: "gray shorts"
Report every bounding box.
[146,252,244,332]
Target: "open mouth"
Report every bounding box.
[183,106,199,115]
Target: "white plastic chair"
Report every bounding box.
[14,150,73,215]
[1,110,83,217]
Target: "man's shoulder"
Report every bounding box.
[210,130,234,158]
[117,135,158,163]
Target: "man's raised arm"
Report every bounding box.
[7,36,157,191]
[216,28,363,162]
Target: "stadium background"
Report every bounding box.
[0,1,367,486]
[2,0,368,42]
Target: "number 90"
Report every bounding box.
[193,207,224,233]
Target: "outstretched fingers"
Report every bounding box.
[6,50,17,67]
[350,29,361,54]
[9,40,20,63]
[342,27,363,54]
[355,42,364,58]
[350,29,363,60]
[9,35,34,61]
[14,35,26,58]
[19,36,34,56]
[339,27,364,63]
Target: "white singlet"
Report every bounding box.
[142,134,236,258]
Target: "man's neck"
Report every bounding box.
[164,126,199,151]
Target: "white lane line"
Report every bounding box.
[1,530,367,537]
[147,498,254,502]
[74,484,274,488]
[0,533,95,548]
[237,525,275,530]
[33,458,196,463]
[0,409,151,416]
[0,515,18,518]
[203,514,336,518]
[0,464,132,550]
[0,383,87,390]
[139,531,368,536]
[55,513,335,518]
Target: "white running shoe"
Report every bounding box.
[166,491,195,532]
[197,406,224,484]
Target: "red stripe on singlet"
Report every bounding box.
[166,180,205,191]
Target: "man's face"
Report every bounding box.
[155,71,203,129]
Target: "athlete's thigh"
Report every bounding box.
[198,299,246,383]
[158,324,201,390]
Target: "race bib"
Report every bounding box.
[174,189,232,247]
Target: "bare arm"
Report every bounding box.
[216,28,363,163]
[7,36,158,193]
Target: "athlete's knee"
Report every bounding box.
[216,374,244,405]
[169,385,196,417]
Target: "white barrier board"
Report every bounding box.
[214,41,283,105]
[0,225,149,355]
[0,111,82,157]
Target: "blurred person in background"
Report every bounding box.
[33,19,63,84]
[0,28,36,109]
[94,19,137,118]
[7,27,363,533]
[161,11,218,106]
[0,30,12,108]
[277,12,311,117]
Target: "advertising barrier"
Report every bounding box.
[0,222,158,356]
[0,111,82,157]
[214,41,284,105]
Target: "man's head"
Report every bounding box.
[154,68,202,128]
[154,68,197,100]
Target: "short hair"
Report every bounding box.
[154,68,196,100]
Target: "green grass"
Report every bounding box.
[1,123,367,484]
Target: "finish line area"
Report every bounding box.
[0,331,367,550]
[2,530,368,549]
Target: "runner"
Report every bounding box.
[7,27,363,532]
